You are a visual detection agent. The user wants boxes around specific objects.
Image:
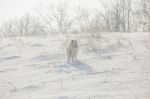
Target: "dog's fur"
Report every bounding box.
[66,40,78,63]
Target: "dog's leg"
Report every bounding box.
[67,55,71,63]
[66,53,68,63]
[71,56,74,63]
[67,57,69,63]
[75,56,77,62]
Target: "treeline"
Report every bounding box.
[0,0,149,37]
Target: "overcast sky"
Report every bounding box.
[0,0,102,22]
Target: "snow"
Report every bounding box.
[0,33,150,99]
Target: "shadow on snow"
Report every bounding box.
[57,61,100,75]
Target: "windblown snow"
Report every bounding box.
[0,33,150,99]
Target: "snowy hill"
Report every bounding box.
[0,33,150,99]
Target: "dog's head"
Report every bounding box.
[71,40,78,48]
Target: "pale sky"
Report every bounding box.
[0,0,101,22]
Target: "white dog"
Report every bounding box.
[66,40,78,63]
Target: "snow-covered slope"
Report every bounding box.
[0,33,150,99]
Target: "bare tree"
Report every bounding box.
[0,14,45,37]
[37,5,55,33]
[75,7,91,33]
[0,20,16,37]
[127,0,131,32]
[0,0,150,37]
[99,0,133,32]
[37,2,76,34]
[52,2,75,33]
[141,0,150,31]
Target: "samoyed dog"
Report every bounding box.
[66,40,78,63]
